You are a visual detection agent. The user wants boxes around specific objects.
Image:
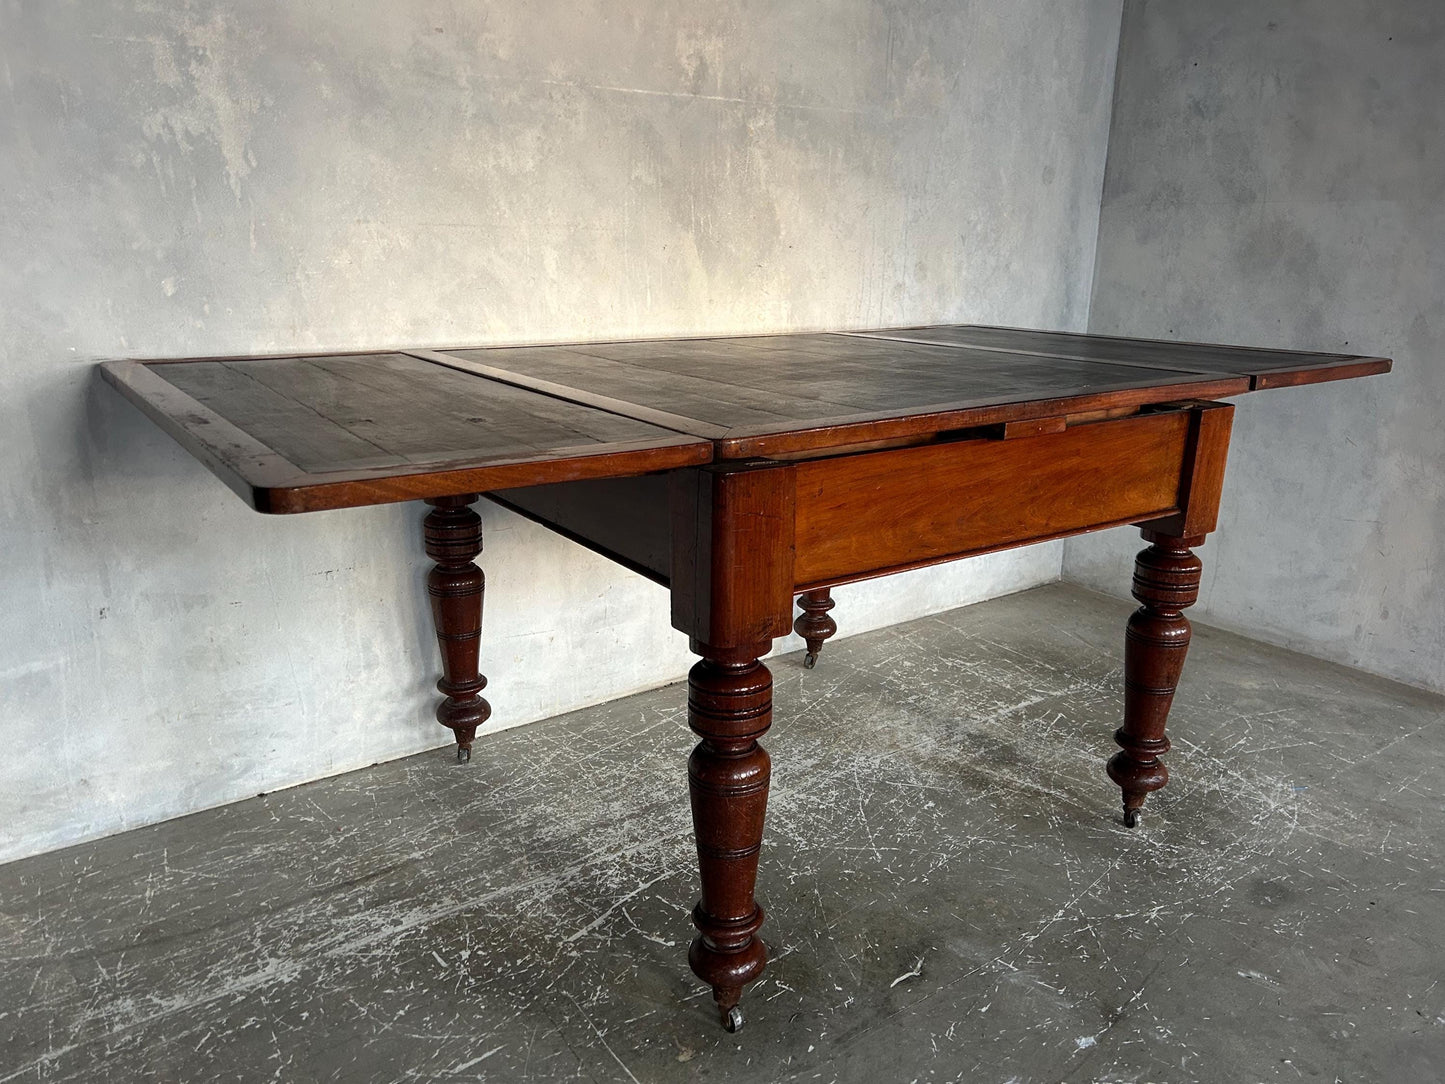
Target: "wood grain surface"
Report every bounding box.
[99,325,1388,512]
[436,334,1255,456]
[99,355,712,512]
[851,324,1392,390]
[793,410,1193,586]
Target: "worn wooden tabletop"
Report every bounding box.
[99,325,1389,512]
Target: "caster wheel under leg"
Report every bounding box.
[1123,807,1139,828]
[803,652,817,669]
[723,1005,744,1033]
[456,745,471,764]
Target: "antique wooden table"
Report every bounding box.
[99,325,1389,1031]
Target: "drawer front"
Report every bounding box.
[793,410,1192,586]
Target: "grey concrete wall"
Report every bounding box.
[0,1,1123,863]
[1069,0,1445,694]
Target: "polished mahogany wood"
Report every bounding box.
[1108,532,1205,827]
[686,651,772,1032]
[423,495,490,762]
[1102,399,1235,822]
[670,463,796,651]
[1142,400,1234,539]
[669,462,795,1028]
[97,324,1390,1031]
[794,589,837,668]
[793,408,1195,587]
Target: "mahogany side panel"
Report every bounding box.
[1138,401,1234,539]
[793,410,1193,586]
[423,495,491,761]
[1107,530,1204,826]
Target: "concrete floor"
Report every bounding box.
[2,583,1443,1083]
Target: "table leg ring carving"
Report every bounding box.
[1107,534,1202,827]
[687,651,772,1029]
[794,588,837,669]
[424,495,491,762]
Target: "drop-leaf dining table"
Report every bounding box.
[98,325,1389,1031]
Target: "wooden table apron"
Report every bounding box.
[95,326,1390,1032]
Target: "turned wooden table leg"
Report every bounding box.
[687,642,773,1032]
[671,461,793,1029]
[1108,529,1204,826]
[793,588,837,669]
[423,495,491,762]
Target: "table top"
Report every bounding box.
[99,325,1390,513]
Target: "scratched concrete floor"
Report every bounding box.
[3,583,1444,1084]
